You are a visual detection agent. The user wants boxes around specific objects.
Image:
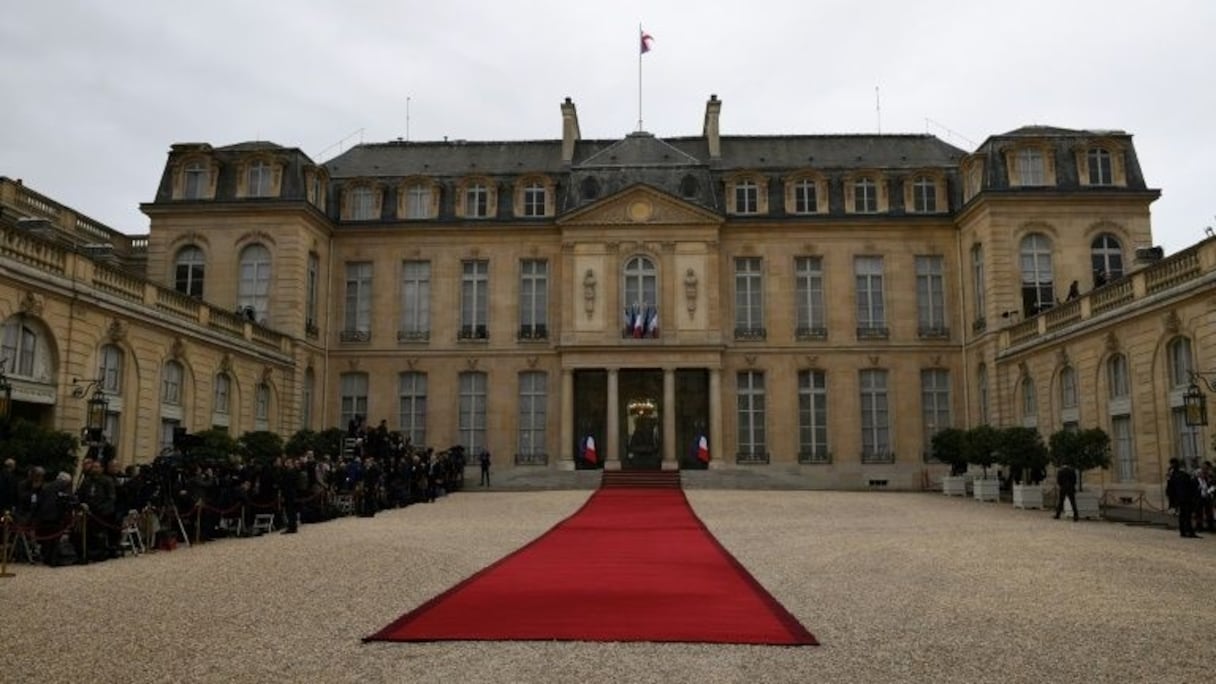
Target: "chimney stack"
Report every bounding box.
[703,94,722,161]
[561,97,581,164]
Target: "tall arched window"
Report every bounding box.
[0,318,37,377]
[238,244,271,322]
[1021,377,1037,425]
[977,364,989,424]
[1107,354,1129,400]
[301,369,315,430]
[1090,233,1124,283]
[1166,337,1201,469]
[213,373,231,416]
[1059,366,1079,429]
[1167,337,1193,389]
[162,361,184,406]
[1106,354,1134,481]
[99,344,123,393]
[174,246,205,297]
[254,383,270,431]
[1019,233,1054,315]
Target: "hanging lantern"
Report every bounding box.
[1183,382,1208,427]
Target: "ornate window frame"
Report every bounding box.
[783,171,828,215]
[456,176,497,219]
[844,171,888,214]
[341,180,382,221]
[724,172,768,216]
[397,176,440,220]
[514,175,556,218]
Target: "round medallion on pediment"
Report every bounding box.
[627,200,654,222]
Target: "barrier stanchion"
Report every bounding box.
[1,510,15,579]
[80,509,88,565]
[195,504,202,545]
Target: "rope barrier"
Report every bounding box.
[1,511,16,578]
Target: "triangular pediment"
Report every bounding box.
[557,184,723,227]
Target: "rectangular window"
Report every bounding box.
[971,244,985,326]
[916,255,947,336]
[459,371,487,454]
[519,259,549,339]
[350,188,375,220]
[736,371,766,461]
[175,260,204,298]
[912,177,937,212]
[2,324,36,377]
[921,370,951,458]
[465,184,488,218]
[104,412,121,447]
[162,364,182,406]
[460,260,489,339]
[343,262,373,336]
[735,181,758,214]
[160,419,180,452]
[794,180,817,214]
[400,260,431,340]
[398,372,427,447]
[183,165,207,199]
[1111,415,1134,482]
[734,257,764,339]
[248,163,271,197]
[1108,357,1129,399]
[407,184,430,219]
[854,256,886,336]
[860,369,891,462]
[301,372,313,430]
[340,373,368,429]
[518,372,547,461]
[523,184,546,217]
[305,253,319,330]
[797,370,828,462]
[794,256,826,338]
[1017,149,1045,186]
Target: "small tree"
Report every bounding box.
[285,429,318,457]
[1049,427,1111,491]
[2,419,79,476]
[315,428,347,459]
[186,428,239,467]
[238,430,285,465]
[963,425,1001,479]
[998,426,1049,485]
[931,428,968,476]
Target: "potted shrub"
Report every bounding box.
[1049,428,1112,519]
[999,426,1049,509]
[931,428,969,496]
[964,425,1001,502]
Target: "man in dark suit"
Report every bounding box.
[1166,458,1201,538]
[1054,464,1078,521]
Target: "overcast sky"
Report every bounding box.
[3,1,1213,253]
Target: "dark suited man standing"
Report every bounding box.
[279,458,299,534]
[479,449,491,487]
[1054,464,1078,521]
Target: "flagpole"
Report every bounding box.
[637,23,643,132]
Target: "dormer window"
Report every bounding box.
[407,183,431,219]
[1086,148,1112,186]
[247,161,273,197]
[794,179,817,214]
[522,182,546,217]
[785,174,826,215]
[853,178,877,213]
[184,162,208,199]
[735,180,758,214]
[466,183,489,218]
[350,186,375,220]
[910,176,938,213]
[1016,149,1045,186]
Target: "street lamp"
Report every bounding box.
[1183,371,1216,427]
[72,376,110,443]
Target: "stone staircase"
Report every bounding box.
[600,470,683,489]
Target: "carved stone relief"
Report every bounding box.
[583,269,597,319]
[683,268,698,319]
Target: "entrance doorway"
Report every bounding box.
[619,369,662,470]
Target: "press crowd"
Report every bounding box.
[0,423,470,567]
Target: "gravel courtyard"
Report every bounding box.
[3,490,1213,683]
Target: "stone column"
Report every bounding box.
[605,368,621,471]
[709,368,724,470]
[559,368,574,471]
[662,367,677,470]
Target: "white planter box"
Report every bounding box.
[973,478,1000,502]
[1012,484,1043,509]
[942,475,968,497]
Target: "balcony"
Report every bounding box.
[735,451,770,465]
[917,326,950,340]
[518,324,548,342]
[514,452,549,466]
[339,329,371,343]
[458,325,489,341]
[397,329,430,343]
[798,449,832,464]
[856,326,890,340]
[734,326,767,341]
[861,450,895,464]
[795,326,828,341]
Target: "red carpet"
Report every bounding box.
[366,488,817,645]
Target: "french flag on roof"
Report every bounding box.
[640,30,654,54]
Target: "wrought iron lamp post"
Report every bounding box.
[72,376,110,444]
[1182,371,1216,427]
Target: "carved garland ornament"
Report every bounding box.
[583,269,597,319]
[684,268,698,319]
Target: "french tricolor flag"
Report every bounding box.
[583,435,598,465]
[696,435,710,463]
[640,30,654,54]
